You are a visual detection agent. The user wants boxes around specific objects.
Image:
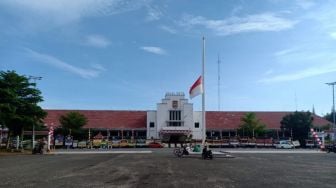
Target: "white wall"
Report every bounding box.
[147,111,157,139]
[192,111,203,139]
[157,102,168,137]
[146,93,206,140]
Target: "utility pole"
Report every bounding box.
[217,54,221,111]
[202,37,206,145]
[326,81,336,141]
[27,75,42,149]
[294,91,298,111]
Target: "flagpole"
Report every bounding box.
[202,36,206,146]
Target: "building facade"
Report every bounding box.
[147,92,202,142]
[42,92,332,141]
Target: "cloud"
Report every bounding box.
[90,63,107,71]
[263,69,274,76]
[231,6,243,16]
[295,0,315,10]
[259,62,336,83]
[146,5,162,21]
[140,46,166,55]
[25,48,105,79]
[159,25,177,34]
[304,2,336,31]
[273,46,332,67]
[1,0,150,25]
[330,32,336,39]
[274,47,299,57]
[179,13,298,36]
[85,35,111,48]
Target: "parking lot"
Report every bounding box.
[0,149,335,188]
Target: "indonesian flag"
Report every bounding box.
[189,76,203,99]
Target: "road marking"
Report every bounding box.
[50,151,153,155]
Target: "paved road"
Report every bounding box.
[0,149,335,188]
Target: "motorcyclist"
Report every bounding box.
[33,139,45,154]
[202,145,213,159]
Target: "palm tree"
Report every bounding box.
[239,113,266,138]
[59,112,87,137]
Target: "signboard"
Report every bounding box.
[78,141,87,148]
[72,140,78,148]
[65,135,73,146]
[11,138,18,149]
[55,135,64,146]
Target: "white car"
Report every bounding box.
[275,140,294,149]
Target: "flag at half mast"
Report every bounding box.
[189,76,203,99]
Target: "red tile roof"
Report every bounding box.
[43,110,147,129]
[206,111,332,130]
[43,110,331,130]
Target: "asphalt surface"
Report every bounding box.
[0,149,335,188]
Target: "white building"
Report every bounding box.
[147,92,203,142]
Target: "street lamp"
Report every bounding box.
[326,81,336,141]
[27,75,42,149]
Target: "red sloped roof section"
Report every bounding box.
[206,111,331,130]
[206,111,246,129]
[44,110,331,130]
[43,110,147,129]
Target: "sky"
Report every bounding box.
[1,0,336,116]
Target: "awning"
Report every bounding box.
[159,130,191,135]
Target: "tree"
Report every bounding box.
[0,70,46,148]
[324,112,335,123]
[280,111,313,146]
[315,124,332,131]
[239,112,266,138]
[59,112,87,137]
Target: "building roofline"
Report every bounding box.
[44,109,147,112]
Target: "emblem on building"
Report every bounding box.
[172,100,178,109]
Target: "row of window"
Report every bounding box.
[169,110,181,121]
[148,110,200,128]
[149,122,199,128]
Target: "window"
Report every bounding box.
[169,110,181,121]
[195,122,199,128]
[150,122,155,128]
[169,110,182,126]
[169,122,181,126]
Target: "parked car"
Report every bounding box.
[229,139,239,148]
[275,140,294,149]
[305,139,315,148]
[135,139,147,148]
[148,142,164,148]
[119,139,129,148]
[112,140,121,148]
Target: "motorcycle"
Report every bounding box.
[173,145,214,159]
[326,143,336,153]
[174,145,190,157]
[32,141,45,154]
[202,147,213,160]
